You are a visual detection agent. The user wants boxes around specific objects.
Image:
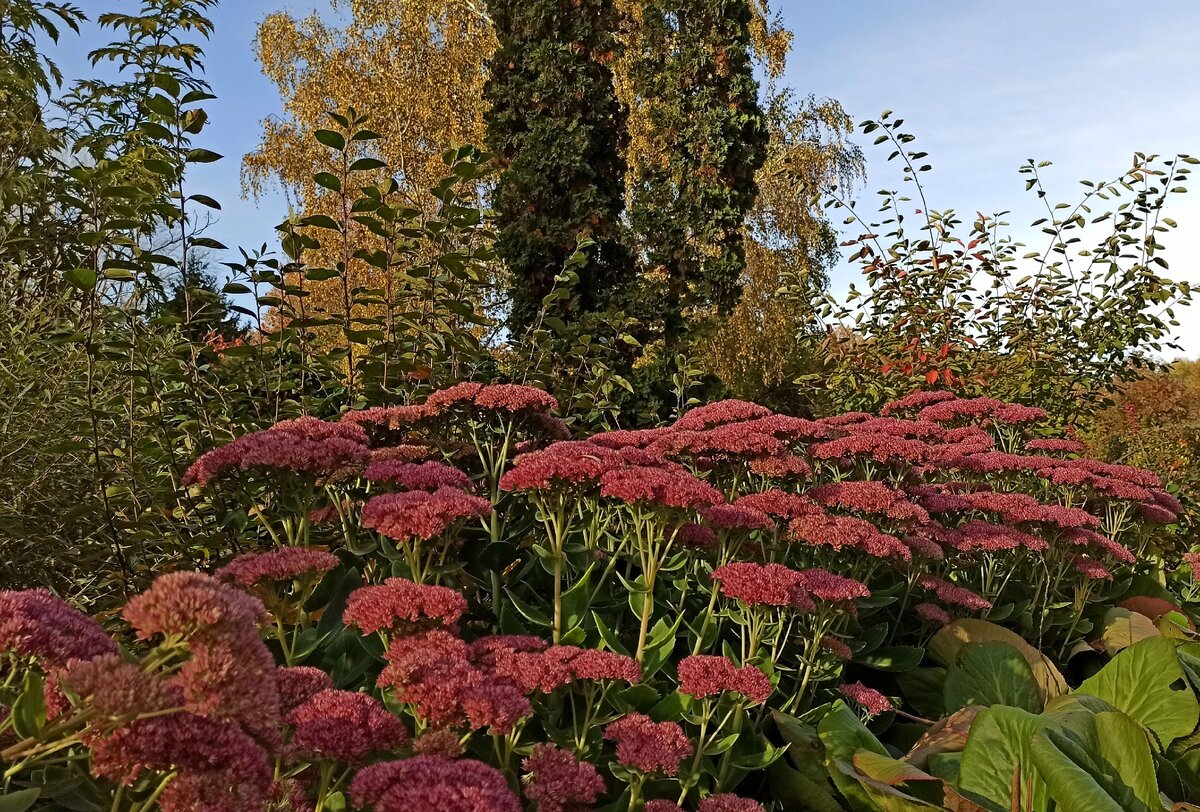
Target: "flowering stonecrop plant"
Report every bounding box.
[3,384,1192,810]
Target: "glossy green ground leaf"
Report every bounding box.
[958,705,1054,812]
[930,619,1068,701]
[1029,712,1159,812]
[1078,636,1198,747]
[943,642,1044,714]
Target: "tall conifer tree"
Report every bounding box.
[630,0,768,344]
[484,0,633,335]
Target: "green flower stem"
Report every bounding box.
[691,579,722,656]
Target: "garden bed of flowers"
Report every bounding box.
[2,385,1197,811]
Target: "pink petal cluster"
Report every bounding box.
[604,713,693,776]
[811,432,935,465]
[364,460,472,491]
[287,689,408,763]
[699,796,766,812]
[361,486,492,541]
[487,645,641,694]
[748,453,813,479]
[915,603,952,625]
[675,522,719,549]
[1072,555,1113,581]
[916,574,991,611]
[350,756,521,812]
[500,442,619,492]
[522,743,606,812]
[818,635,853,660]
[711,563,813,611]
[183,422,371,487]
[122,573,280,747]
[840,681,893,716]
[0,589,117,669]
[677,655,772,703]
[788,514,912,561]
[343,578,467,635]
[599,466,722,510]
[880,390,958,416]
[65,654,181,718]
[799,568,871,604]
[277,666,334,716]
[1061,528,1136,564]
[703,504,775,532]
[673,399,772,430]
[90,713,273,812]
[216,548,339,587]
[735,490,821,520]
[917,397,1046,425]
[807,481,929,523]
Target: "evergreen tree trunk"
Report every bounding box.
[630,0,768,347]
[484,0,633,336]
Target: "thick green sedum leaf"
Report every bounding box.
[943,642,1044,714]
[818,701,890,812]
[1077,636,1198,747]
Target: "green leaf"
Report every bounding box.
[818,701,889,812]
[930,618,1068,701]
[944,642,1044,713]
[12,671,47,738]
[856,645,924,672]
[1077,636,1198,747]
[313,172,342,192]
[349,157,386,172]
[185,148,222,163]
[1030,712,1159,812]
[0,789,41,812]
[504,588,551,628]
[314,129,346,150]
[767,760,843,812]
[62,267,97,291]
[958,705,1054,812]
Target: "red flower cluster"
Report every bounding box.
[799,569,871,604]
[500,441,618,492]
[90,712,273,812]
[677,655,772,703]
[216,548,339,587]
[1073,555,1113,580]
[0,589,117,669]
[522,743,606,812]
[604,713,693,776]
[735,490,821,520]
[487,644,641,693]
[65,655,181,718]
[699,796,767,812]
[915,602,951,625]
[600,466,723,511]
[350,756,521,812]
[711,563,813,611]
[840,681,893,716]
[183,420,371,487]
[673,399,772,431]
[277,666,334,716]
[818,635,853,660]
[1025,438,1086,454]
[916,574,991,611]
[880,390,957,416]
[363,460,472,491]
[123,573,280,747]
[807,481,929,523]
[361,486,492,541]
[287,689,408,763]
[703,503,775,532]
[917,397,1046,425]
[343,578,467,635]
[788,513,912,561]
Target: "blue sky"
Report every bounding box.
[53,0,1200,356]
